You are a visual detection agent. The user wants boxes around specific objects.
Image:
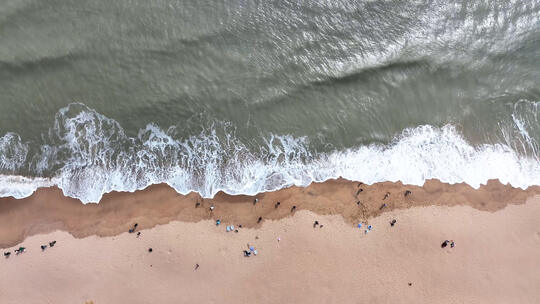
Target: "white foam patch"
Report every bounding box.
[319,125,539,188]
[0,175,57,199]
[0,104,539,203]
[0,133,28,172]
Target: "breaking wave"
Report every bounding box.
[0,103,539,203]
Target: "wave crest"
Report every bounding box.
[0,103,539,203]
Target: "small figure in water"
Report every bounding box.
[49,241,56,247]
[40,245,47,251]
[275,202,280,208]
[390,219,397,227]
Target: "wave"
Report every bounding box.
[0,103,539,203]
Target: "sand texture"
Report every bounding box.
[0,178,538,248]
[1,179,540,303]
[1,195,539,303]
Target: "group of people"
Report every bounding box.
[4,240,57,258]
[441,240,455,248]
[243,244,258,257]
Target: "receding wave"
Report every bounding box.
[0,103,539,203]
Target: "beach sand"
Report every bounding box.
[1,180,540,303]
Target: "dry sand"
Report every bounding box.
[1,180,540,303]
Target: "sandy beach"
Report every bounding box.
[2,0,540,302]
[1,179,540,303]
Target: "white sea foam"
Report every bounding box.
[0,175,57,199]
[0,133,28,172]
[0,104,539,203]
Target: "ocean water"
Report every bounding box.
[0,0,539,203]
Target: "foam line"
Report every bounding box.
[0,103,539,203]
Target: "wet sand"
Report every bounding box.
[1,194,540,304]
[1,179,540,303]
[0,178,538,248]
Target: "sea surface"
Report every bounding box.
[0,0,539,203]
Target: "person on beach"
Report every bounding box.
[441,240,449,248]
[137,232,141,237]
[15,247,25,254]
[253,198,258,205]
[450,240,455,248]
[243,250,251,257]
[291,205,297,212]
[356,188,363,195]
[49,241,56,247]
[390,219,397,226]
[257,216,262,223]
[4,252,10,258]
[195,264,199,270]
[129,223,138,233]
[41,245,47,251]
[275,202,280,208]
[383,192,390,200]
[195,202,201,208]
[404,190,412,196]
[314,221,319,227]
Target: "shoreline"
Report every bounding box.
[1,178,538,248]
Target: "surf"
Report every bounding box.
[0,103,538,203]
